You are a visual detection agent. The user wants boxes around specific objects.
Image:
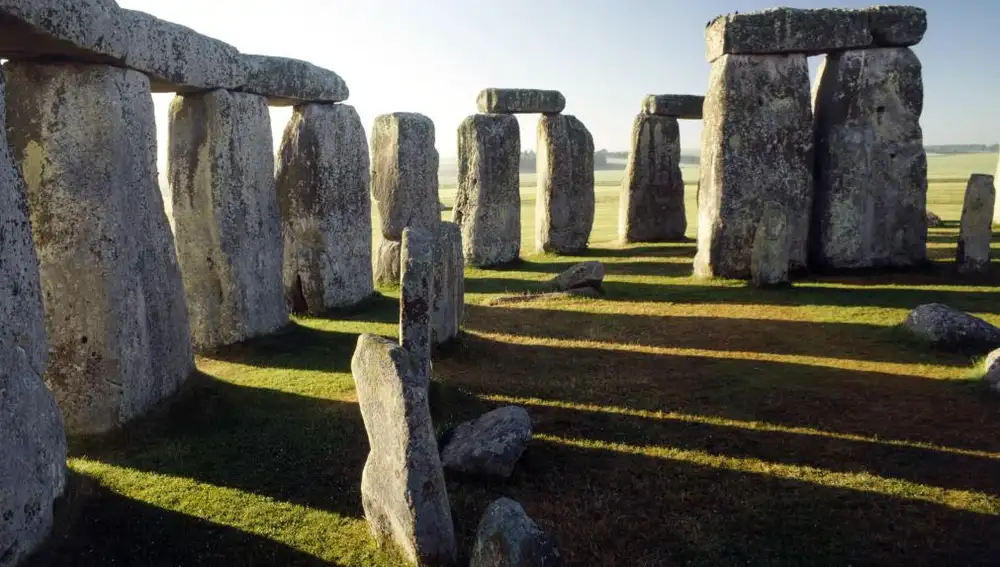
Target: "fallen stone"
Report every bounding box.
[477,88,566,114]
[400,227,435,381]
[373,239,402,287]
[470,498,564,567]
[536,114,595,254]
[705,7,872,61]
[0,344,67,567]
[866,5,927,47]
[550,261,604,292]
[641,94,704,119]
[432,222,465,347]
[441,406,532,478]
[167,89,288,351]
[618,114,686,243]
[926,210,943,228]
[488,287,601,306]
[352,334,456,566]
[241,54,349,106]
[371,112,440,241]
[276,103,373,314]
[983,349,1000,393]
[811,48,927,270]
[957,174,995,275]
[751,207,791,287]
[6,61,194,434]
[694,54,813,280]
[903,304,1000,352]
[454,114,521,267]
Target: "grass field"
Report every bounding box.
[34,153,1000,566]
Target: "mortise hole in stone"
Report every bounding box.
[81,335,87,344]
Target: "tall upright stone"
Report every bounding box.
[993,150,1000,225]
[536,115,595,254]
[454,114,520,266]
[275,103,373,314]
[0,69,67,567]
[167,89,288,350]
[370,112,439,285]
[352,333,457,566]
[400,227,434,381]
[618,114,686,243]
[957,174,995,275]
[695,54,813,280]
[812,48,927,270]
[6,61,194,434]
[432,222,465,347]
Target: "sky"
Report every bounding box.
[116,0,1000,159]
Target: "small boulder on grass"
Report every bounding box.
[903,303,1000,351]
[470,498,564,567]
[983,349,1000,393]
[549,261,604,292]
[440,406,532,478]
[927,210,943,227]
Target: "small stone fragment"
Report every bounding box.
[903,304,1000,352]
[866,5,927,47]
[454,114,521,266]
[241,54,349,106]
[470,498,564,567]
[983,348,1000,393]
[550,262,604,292]
[926,210,943,228]
[476,88,566,114]
[536,114,595,254]
[618,114,686,243]
[431,222,465,347]
[352,334,456,566]
[956,174,995,275]
[641,94,704,119]
[400,227,435,380]
[441,406,532,478]
[705,7,871,62]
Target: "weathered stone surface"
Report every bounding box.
[470,498,564,567]
[371,112,440,241]
[477,89,566,114]
[454,114,521,266]
[641,94,704,119]
[812,48,927,270]
[432,222,465,347]
[6,62,194,434]
[352,333,456,566]
[536,115,595,254]
[167,89,288,351]
[694,54,812,280]
[995,152,1000,225]
[241,54,349,106]
[705,7,872,62]
[276,103,373,314]
[0,344,67,567]
[903,304,1000,352]
[866,5,927,47]
[957,174,995,275]
[441,406,531,478]
[751,207,790,287]
[373,239,402,287]
[983,348,1000,393]
[549,262,604,292]
[618,114,686,243]
[400,228,434,381]
[927,210,943,228]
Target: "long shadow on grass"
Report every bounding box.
[443,439,1000,567]
[30,472,332,567]
[71,372,371,519]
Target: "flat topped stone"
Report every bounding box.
[642,94,704,119]
[477,88,566,114]
[866,5,927,47]
[705,7,871,61]
[241,54,349,106]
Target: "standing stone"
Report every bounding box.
[695,54,813,280]
[276,103,373,315]
[470,498,563,567]
[373,239,403,287]
[812,48,927,270]
[6,62,194,434]
[957,174,995,275]
[432,222,465,347]
[352,333,456,567]
[167,89,288,350]
[751,206,790,287]
[536,115,595,254]
[476,89,566,114]
[0,69,67,567]
[454,114,521,266]
[994,151,1000,226]
[371,112,439,285]
[400,227,434,381]
[618,114,686,243]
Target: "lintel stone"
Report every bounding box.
[477,88,566,114]
[642,94,704,119]
[705,7,872,61]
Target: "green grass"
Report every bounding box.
[33,153,1000,566]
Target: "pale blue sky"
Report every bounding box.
[117,0,998,157]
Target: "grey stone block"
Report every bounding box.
[536,114,595,254]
